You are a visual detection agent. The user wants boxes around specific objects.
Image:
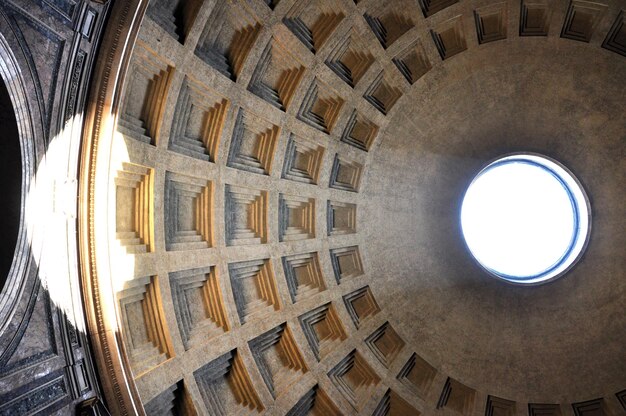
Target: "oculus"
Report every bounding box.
[461,154,590,285]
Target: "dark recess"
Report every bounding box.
[0,78,22,292]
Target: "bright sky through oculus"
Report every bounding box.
[461,155,590,284]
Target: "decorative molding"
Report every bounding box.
[327,349,380,411]
[560,1,607,43]
[520,0,551,36]
[193,349,264,415]
[116,276,173,377]
[0,282,58,376]
[0,370,70,415]
[437,377,476,415]
[286,384,342,416]
[144,380,195,415]
[431,15,467,60]
[474,3,508,44]
[41,0,79,23]
[168,77,228,162]
[327,200,357,236]
[195,0,261,81]
[297,79,344,134]
[617,389,626,411]
[418,0,459,18]
[330,245,363,283]
[364,321,405,368]
[329,154,362,192]
[224,184,269,245]
[343,286,380,328]
[282,252,326,303]
[114,163,153,253]
[65,50,86,122]
[248,40,305,110]
[397,352,437,399]
[278,194,315,242]
[571,398,608,416]
[248,323,307,398]
[78,0,151,413]
[169,266,228,350]
[147,0,202,44]
[528,403,562,416]
[363,72,402,116]
[298,302,346,360]
[281,134,325,184]
[372,388,420,416]
[485,395,516,416]
[228,258,280,323]
[393,39,431,85]
[117,42,173,145]
[602,11,626,57]
[283,0,344,53]
[164,172,213,251]
[227,109,279,175]
[364,7,414,50]
[326,31,374,88]
[341,110,379,151]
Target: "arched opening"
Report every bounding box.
[0,75,22,292]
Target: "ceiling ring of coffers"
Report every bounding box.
[76,0,626,414]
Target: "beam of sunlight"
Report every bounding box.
[25,113,135,334]
[107,129,137,294]
[93,114,136,333]
[25,114,86,333]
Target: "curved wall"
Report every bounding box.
[0,1,110,414]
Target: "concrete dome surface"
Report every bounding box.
[0,0,623,415]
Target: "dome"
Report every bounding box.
[0,0,624,415]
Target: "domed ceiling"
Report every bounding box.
[81,0,626,414]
